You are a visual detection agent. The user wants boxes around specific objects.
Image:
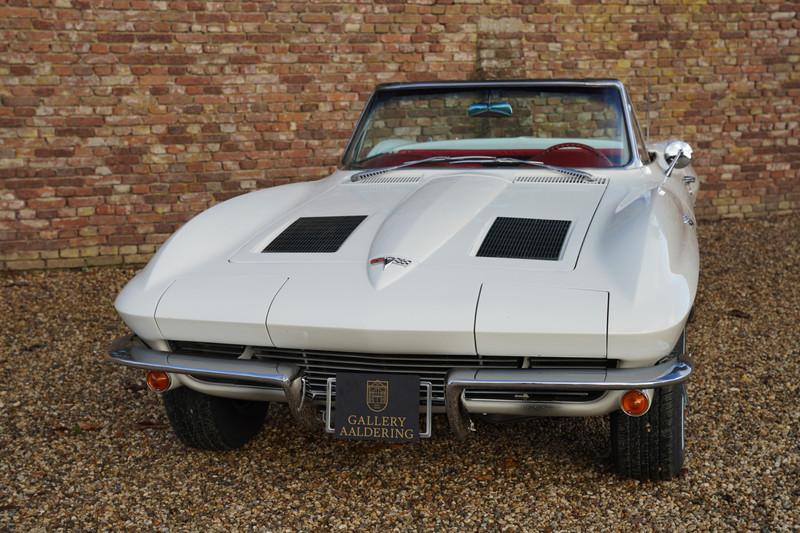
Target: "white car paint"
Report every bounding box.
[116,156,699,368]
[475,283,609,358]
[154,274,287,347]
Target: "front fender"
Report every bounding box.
[601,181,699,362]
[114,176,333,342]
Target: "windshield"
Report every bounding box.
[344,86,632,169]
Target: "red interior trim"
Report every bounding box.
[358,148,622,169]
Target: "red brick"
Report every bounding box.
[97,33,136,43]
[2,96,40,107]
[10,65,33,76]
[55,128,95,138]
[0,7,39,18]
[0,0,796,271]
[230,55,261,64]
[34,148,75,158]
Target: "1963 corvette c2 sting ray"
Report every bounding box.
[109,80,698,480]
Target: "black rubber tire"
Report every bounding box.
[162,387,269,450]
[610,382,686,480]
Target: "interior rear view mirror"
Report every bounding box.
[467,101,513,118]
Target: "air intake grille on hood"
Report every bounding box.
[263,215,367,253]
[514,175,607,185]
[477,217,571,261]
[354,175,421,184]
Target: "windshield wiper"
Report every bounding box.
[350,155,459,182]
[350,155,597,182]
[447,156,598,181]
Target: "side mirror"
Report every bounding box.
[664,140,693,177]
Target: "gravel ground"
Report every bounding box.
[1,214,799,531]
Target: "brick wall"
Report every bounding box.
[0,0,798,270]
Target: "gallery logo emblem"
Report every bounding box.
[366,380,389,412]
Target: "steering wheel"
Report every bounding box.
[539,142,613,166]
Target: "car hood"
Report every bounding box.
[117,167,697,362]
[228,170,609,282]
[145,170,610,357]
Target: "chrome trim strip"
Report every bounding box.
[420,381,433,438]
[619,84,643,169]
[462,391,624,418]
[448,357,692,391]
[445,354,693,439]
[341,89,379,167]
[324,377,335,434]
[109,335,297,386]
[178,374,286,402]
[373,79,629,92]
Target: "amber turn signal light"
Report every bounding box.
[620,389,650,417]
[146,371,171,392]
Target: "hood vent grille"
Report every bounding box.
[477,217,571,261]
[514,175,607,185]
[263,215,367,253]
[353,175,421,184]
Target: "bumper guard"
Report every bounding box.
[444,355,693,438]
[108,335,319,428]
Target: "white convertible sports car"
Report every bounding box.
[109,79,698,480]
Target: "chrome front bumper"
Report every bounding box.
[109,335,693,438]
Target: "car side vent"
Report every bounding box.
[354,175,421,184]
[263,215,367,253]
[477,217,571,261]
[514,175,607,185]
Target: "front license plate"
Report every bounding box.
[334,373,420,442]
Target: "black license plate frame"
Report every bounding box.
[324,373,432,442]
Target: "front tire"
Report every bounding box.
[610,383,686,480]
[163,387,269,450]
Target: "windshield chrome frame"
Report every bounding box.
[340,79,644,171]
